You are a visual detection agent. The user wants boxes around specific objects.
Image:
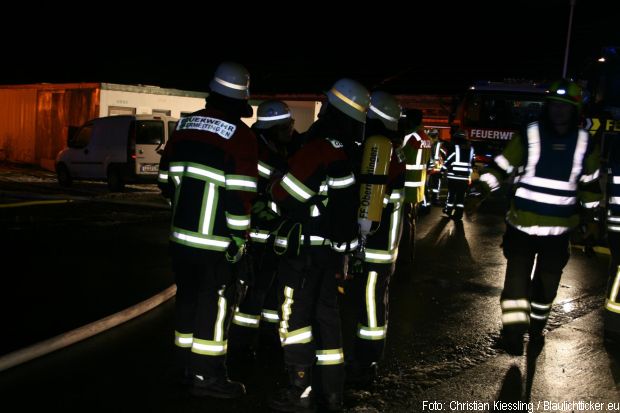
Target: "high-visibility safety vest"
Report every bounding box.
[271,137,359,253]
[402,130,432,204]
[478,121,602,236]
[442,143,474,181]
[363,148,406,264]
[157,107,258,252]
[428,141,446,170]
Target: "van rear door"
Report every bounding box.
[133,118,165,176]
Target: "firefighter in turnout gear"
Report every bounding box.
[229,100,295,356]
[399,109,432,263]
[157,62,258,398]
[604,137,620,341]
[426,129,447,205]
[442,129,474,220]
[268,78,369,412]
[347,91,406,386]
[471,79,602,355]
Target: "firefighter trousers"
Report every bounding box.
[277,246,344,396]
[604,231,620,334]
[445,178,468,218]
[171,244,237,378]
[230,243,280,344]
[500,225,570,334]
[399,203,418,265]
[350,261,394,366]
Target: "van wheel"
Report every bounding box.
[57,164,72,187]
[107,165,125,192]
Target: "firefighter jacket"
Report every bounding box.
[428,140,446,171]
[478,121,602,236]
[363,148,406,264]
[608,142,620,233]
[402,129,432,204]
[157,108,258,252]
[271,136,359,253]
[442,142,475,181]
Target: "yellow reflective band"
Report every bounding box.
[357,324,387,340]
[280,327,313,345]
[315,349,344,365]
[187,166,226,183]
[366,271,378,328]
[214,287,227,342]
[328,175,356,188]
[258,162,273,177]
[605,299,620,314]
[501,312,529,325]
[226,178,257,190]
[610,266,620,302]
[501,299,530,311]
[261,310,280,322]
[171,231,230,250]
[174,331,193,348]
[531,302,552,311]
[330,88,366,113]
[282,174,314,200]
[232,311,261,328]
[191,338,227,355]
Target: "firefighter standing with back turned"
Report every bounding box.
[157,62,258,398]
[442,129,475,221]
[469,79,602,355]
[268,78,369,412]
[346,91,405,386]
[399,108,432,263]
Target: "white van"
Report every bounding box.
[56,114,178,191]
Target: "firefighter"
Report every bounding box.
[469,79,602,355]
[229,100,295,356]
[426,129,447,205]
[399,109,432,263]
[604,138,620,341]
[268,78,369,412]
[157,62,258,398]
[347,91,405,386]
[442,129,474,220]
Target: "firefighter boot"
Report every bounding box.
[345,361,378,388]
[190,373,246,399]
[269,365,315,412]
[499,329,524,356]
[528,319,546,348]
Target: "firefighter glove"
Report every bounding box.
[226,236,246,264]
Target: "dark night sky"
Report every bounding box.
[3,0,619,95]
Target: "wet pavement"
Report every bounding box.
[0,162,617,412]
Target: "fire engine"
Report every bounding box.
[451,80,548,168]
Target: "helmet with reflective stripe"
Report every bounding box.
[367,91,401,131]
[254,100,292,129]
[209,62,250,100]
[326,78,370,123]
[546,79,582,108]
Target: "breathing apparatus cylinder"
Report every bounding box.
[358,134,393,239]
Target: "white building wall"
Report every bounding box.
[99,89,207,119]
